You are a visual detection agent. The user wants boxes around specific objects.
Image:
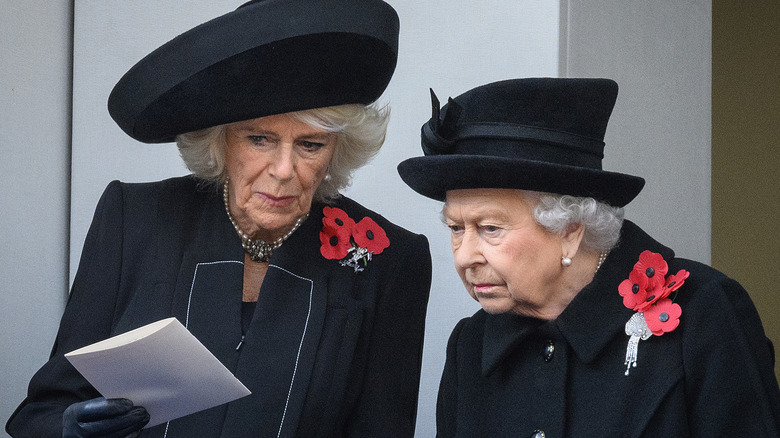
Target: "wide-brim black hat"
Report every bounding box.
[108,0,399,143]
[397,78,645,207]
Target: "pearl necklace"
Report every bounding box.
[596,250,609,274]
[222,179,307,263]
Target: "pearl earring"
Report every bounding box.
[561,256,572,267]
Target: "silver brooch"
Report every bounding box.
[623,312,652,376]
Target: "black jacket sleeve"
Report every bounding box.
[680,271,780,436]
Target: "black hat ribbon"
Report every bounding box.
[421,89,462,156]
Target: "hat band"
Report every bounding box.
[423,122,606,169]
[456,122,603,155]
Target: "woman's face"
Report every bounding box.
[224,113,336,241]
[443,188,567,318]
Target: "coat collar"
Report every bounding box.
[482,313,545,375]
[482,221,675,375]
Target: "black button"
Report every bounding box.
[543,340,555,362]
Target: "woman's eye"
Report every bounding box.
[300,141,325,151]
[448,224,463,233]
[248,135,269,146]
[482,225,502,234]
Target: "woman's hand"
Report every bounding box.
[63,397,150,438]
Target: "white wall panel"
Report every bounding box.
[564,0,712,263]
[0,2,72,435]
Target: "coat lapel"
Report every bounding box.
[159,186,246,436]
[482,313,544,376]
[220,205,335,438]
[168,188,245,358]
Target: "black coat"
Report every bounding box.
[437,221,780,437]
[7,176,432,437]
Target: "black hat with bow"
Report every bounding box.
[108,0,399,143]
[397,78,645,207]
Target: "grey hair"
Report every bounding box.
[525,191,625,253]
[175,103,390,202]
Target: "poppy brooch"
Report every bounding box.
[618,250,689,375]
[319,206,390,272]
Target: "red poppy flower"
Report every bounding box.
[634,250,669,293]
[658,269,690,301]
[352,217,390,254]
[636,293,665,313]
[320,224,352,259]
[644,298,681,336]
[322,206,356,231]
[618,269,650,311]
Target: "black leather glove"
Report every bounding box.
[62,397,150,438]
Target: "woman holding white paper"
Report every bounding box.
[6,1,431,437]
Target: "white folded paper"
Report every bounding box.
[65,317,251,427]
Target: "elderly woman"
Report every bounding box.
[398,78,780,437]
[7,1,431,437]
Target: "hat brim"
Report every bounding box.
[108,0,399,143]
[397,154,645,207]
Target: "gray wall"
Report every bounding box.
[565,0,712,262]
[1,1,710,436]
[0,1,73,436]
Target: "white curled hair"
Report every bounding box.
[175,103,390,202]
[525,191,625,253]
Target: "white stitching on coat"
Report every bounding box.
[165,260,243,438]
[268,264,314,438]
[170,260,313,438]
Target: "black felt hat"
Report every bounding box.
[397,78,645,207]
[108,0,399,143]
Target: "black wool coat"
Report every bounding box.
[7,176,432,437]
[436,221,780,437]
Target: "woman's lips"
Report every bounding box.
[472,283,495,293]
[257,192,295,207]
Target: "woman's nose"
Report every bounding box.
[270,145,295,180]
[453,231,484,268]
